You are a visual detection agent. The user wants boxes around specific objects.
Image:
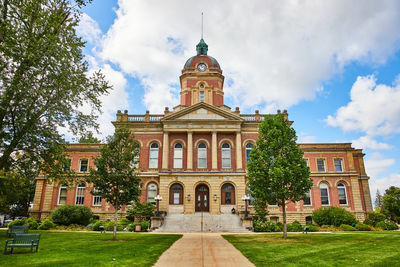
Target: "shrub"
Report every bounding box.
[38,219,55,230]
[306,225,319,232]
[312,207,356,227]
[25,217,39,230]
[355,223,371,231]
[276,222,284,231]
[117,218,132,229]
[287,221,303,232]
[319,225,339,232]
[140,221,150,232]
[8,218,26,228]
[376,220,399,230]
[253,220,281,232]
[51,205,93,226]
[364,212,386,226]
[127,202,155,221]
[92,220,105,231]
[105,220,123,231]
[340,224,356,231]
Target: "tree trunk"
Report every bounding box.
[282,202,287,238]
[113,209,117,240]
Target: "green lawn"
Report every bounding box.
[0,230,181,267]
[223,233,400,267]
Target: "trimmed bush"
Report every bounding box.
[105,220,123,231]
[306,225,319,232]
[8,218,26,228]
[38,219,55,230]
[140,221,150,232]
[312,207,356,227]
[51,205,93,226]
[364,212,386,226]
[92,220,105,231]
[117,218,131,229]
[287,221,303,232]
[340,224,356,231]
[25,217,39,230]
[355,223,371,231]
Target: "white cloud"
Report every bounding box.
[97,0,400,112]
[369,174,400,201]
[326,75,400,136]
[77,13,102,45]
[352,135,393,150]
[297,133,316,143]
[365,152,395,179]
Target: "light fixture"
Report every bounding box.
[187,194,191,201]
[214,194,217,201]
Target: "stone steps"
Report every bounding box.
[155,213,250,233]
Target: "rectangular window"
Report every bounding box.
[79,159,88,172]
[222,149,231,168]
[149,150,158,168]
[200,91,205,102]
[317,159,325,172]
[174,148,183,169]
[320,188,329,205]
[93,195,102,206]
[75,185,85,205]
[58,185,68,205]
[334,159,343,172]
[304,159,309,167]
[303,190,312,206]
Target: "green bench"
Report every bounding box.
[6,225,29,237]
[4,233,41,254]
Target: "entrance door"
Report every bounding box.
[195,184,209,212]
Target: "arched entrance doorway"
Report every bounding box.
[195,184,209,212]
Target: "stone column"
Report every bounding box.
[162,132,169,169]
[236,131,243,170]
[212,131,218,169]
[187,131,193,170]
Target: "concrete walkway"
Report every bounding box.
[153,233,255,267]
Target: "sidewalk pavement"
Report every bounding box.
[153,233,255,267]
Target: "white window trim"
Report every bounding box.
[338,183,348,205]
[92,195,102,206]
[75,184,85,205]
[149,143,159,169]
[334,158,343,172]
[198,144,207,169]
[221,143,231,169]
[320,183,330,206]
[147,183,158,205]
[303,189,312,206]
[173,144,183,169]
[199,91,205,102]
[79,159,89,173]
[317,158,326,172]
[58,185,68,205]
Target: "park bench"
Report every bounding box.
[6,225,29,237]
[4,233,41,254]
[303,226,310,234]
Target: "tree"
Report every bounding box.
[382,186,400,223]
[88,127,141,240]
[375,189,383,210]
[247,114,312,238]
[0,0,110,174]
[77,132,101,144]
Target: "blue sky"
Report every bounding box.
[76,0,400,200]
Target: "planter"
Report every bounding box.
[135,224,142,232]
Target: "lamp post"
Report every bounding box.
[241,195,250,218]
[155,195,162,217]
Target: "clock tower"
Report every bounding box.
[180,39,225,106]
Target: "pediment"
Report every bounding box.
[162,102,243,122]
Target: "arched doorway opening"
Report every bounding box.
[195,184,209,212]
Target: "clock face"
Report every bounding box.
[197,63,207,72]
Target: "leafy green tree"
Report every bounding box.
[126,202,155,222]
[88,127,141,240]
[382,186,400,223]
[77,132,101,144]
[247,114,312,238]
[0,0,110,175]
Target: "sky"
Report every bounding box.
[74,0,400,202]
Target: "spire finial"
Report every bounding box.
[201,12,204,39]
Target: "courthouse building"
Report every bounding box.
[32,39,373,224]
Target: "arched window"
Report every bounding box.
[221,183,235,204]
[58,184,68,205]
[147,183,158,206]
[337,183,348,205]
[149,143,159,168]
[198,143,207,168]
[75,183,85,205]
[320,183,330,205]
[305,216,313,225]
[246,143,253,162]
[173,143,183,168]
[169,183,183,205]
[221,143,231,168]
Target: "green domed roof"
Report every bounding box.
[183,39,220,70]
